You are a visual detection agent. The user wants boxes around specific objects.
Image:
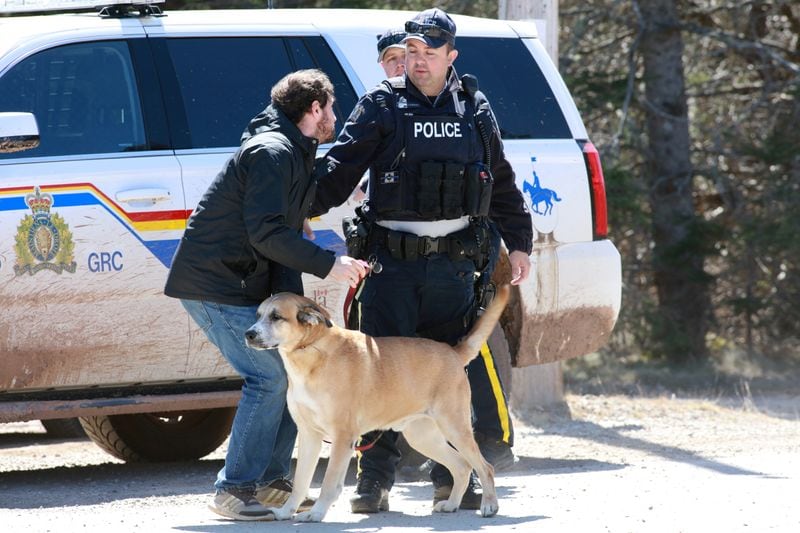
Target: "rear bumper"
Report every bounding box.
[505,239,621,366]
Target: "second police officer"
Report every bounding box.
[311,8,533,513]
[377,28,407,78]
[349,28,408,204]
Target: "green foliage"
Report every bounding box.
[563,0,800,363]
[604,164,649,234]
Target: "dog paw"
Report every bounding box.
[433,500,459,513]
[295,509,325,522]
[480,501,499,517]
[267,506,294,521]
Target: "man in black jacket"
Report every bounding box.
[165,69,366,521]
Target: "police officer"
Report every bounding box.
[311,8,533,514]
[377,28,407,78]
[373,23,519,481]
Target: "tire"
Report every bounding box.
[79,407,236,462]
[41,418,88,439]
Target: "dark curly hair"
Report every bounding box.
[270,69,334,124]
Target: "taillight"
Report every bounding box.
[581,141,608,240]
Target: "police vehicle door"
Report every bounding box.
[0,36,192,392]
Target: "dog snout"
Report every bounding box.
[245,325,275,350]
[244,327,260,345]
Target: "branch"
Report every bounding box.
[681,22,800,76]
[608,0,643,162]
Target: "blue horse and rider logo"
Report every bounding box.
[523,158,562,216]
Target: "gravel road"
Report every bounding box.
[1,392,798,532]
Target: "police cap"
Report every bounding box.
[404,8,456,49]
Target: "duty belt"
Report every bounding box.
[369,225,476,262]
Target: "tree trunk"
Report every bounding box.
[638,0,710,362]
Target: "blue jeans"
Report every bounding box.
[181,299,297,491]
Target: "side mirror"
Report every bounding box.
[0,112,40,153]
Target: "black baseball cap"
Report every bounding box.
[403,8,456,49]
[376,29,406,62]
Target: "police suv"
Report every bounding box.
[0,1,621,461]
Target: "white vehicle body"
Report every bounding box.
[0,4,620,459]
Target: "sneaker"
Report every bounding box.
[350,476,389,513]
[209,487,276,521]
[432,472,482,510]
[475,432,516,472]
[255,478,316,511]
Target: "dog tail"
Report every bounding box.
[454,284,510,365]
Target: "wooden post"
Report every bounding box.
[498,0,565,410]
[499,0,558,59]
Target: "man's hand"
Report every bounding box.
[326,256,369,288]
[303,219,315,240]
[509,250,531,285]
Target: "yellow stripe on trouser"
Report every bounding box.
[479,341,511,444]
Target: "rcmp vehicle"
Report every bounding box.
[0,1,621,461]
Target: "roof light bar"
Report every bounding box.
[0,0,163,15]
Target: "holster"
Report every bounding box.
[342,213,371,259]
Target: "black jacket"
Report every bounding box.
[311,69,533,255]
[164,105,335,306]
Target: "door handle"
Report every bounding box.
[115,188,171,205]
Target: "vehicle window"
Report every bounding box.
[165,37,293,149]
[454,37,571,139]
[164,36,358,150]
[287,37,358,133]
[0,41,146,159]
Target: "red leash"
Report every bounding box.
[322,431,383,452]
[342,259,381,326]
[353,432,383,452]
[342,281,360,327]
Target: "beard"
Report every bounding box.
[315,115,335,144]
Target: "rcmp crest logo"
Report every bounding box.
[14,186,77,276]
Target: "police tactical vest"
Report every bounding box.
[367,78,492,222]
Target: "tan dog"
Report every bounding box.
[244,284,509,522]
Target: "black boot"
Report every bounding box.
[475,431,516,472]
[432,471,482,510]
[350,476,389,513]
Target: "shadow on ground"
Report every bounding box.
[0,443,623,510]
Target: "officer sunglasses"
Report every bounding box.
[404,21,455,44]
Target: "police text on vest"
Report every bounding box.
[413,121,462,138]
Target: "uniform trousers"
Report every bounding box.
[354,242,512,490]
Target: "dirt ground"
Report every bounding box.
[1,356,799,532]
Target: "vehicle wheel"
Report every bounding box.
[40,418,87,439]
[79,407,236,462]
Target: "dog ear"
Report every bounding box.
[297,304,333,328]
